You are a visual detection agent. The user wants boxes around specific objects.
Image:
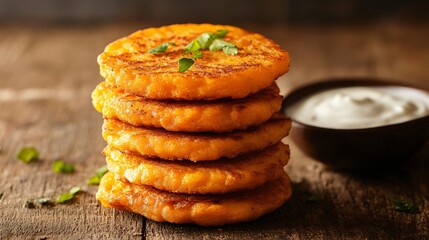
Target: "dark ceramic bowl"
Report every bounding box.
[282,79,429,170]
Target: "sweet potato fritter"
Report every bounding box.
[104,143,289,194]
[102,114,291,161]
[97,24,290,100]
[92,82,282,133]
[96,172,292,226]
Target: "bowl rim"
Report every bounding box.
[282,78,429,132]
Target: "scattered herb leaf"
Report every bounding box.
[306,195,320,203]
[69,186,80,195]
[393,199,420,213]
[184,40,201,54]
[146,29,236,73]
[87,165,109,185]
[214,29,228,39]
[222,45,238,55]
[191,50,203,59]
[17,147,39,163]
[95,165,108,178]
[56,193,73,204]
[87,175,101,185]
[196,33,215,49]
[148,42,175,54]
[24,200,36,209]
[56,187,80,204]
[52,160,75,173]
[24,197,54,208]
[196,29,229,49]
[178,58,194,72]
[37,197,52,206]
[209,39,238,55]
[183,40,203,59]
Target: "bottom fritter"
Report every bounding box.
[96,172,292,226]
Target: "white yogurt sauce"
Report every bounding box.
[287,86,429,129]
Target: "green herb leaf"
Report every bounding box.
[393,199,420,213]
[24,200,36,209]
[196,33,215,49]
[178,58,194,73]
[52,160,75,173]
[17,147,39,163]
[56,193,73,204]
[209,39,238,55]
[56,187,80,204]
[184,40,201,54]
[214,29,228,38]
[37,197,52,206]
[196,29,229,49]
[96,165,108,178]
[87,165,109,185]
[87,175,101,185]
[191,50,203,59]
[69,186,80,195]
[222,45,238,55]
[183,40,203,59]
[148,42,175,54]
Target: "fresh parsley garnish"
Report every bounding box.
[37,197,52,206]
[17,147,39,163]
[196,29,229,49]
[52,160,75,173]
[209,39,238,55]
[184,40,201,54]
[24,197,53,208]
[393,199,420,213]
[87,165,108,185]
[148,42,175,54]
[24,200,36,209]
[214,29,228,39]
[147,29,237,73]
[196,33,215,49]
[56,187,80,204]
[179,29,236,72]
[191,50,203,59]
[178,58,195,73]
[184,40,203,59]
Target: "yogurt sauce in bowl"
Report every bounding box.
[286,86,429,129]
[282,80,429,169]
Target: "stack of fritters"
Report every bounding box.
[92,24,292,226]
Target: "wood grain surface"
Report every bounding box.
[0,21,428,239]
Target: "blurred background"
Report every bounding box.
[0,0,428,25]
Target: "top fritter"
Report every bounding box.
[98,24,290,100]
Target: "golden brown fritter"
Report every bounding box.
[98,24,290,100]
[92,82,282,133]
[102,114,291,161]
[104,143,289,194]
[96,172,292,226]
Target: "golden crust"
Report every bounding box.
[102,114,291,161]
[105,143,289,194]
[98,24,290,100]
[92,81,282,132]
[96,172,291,226]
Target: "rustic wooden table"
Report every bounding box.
[0,20,428,239]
